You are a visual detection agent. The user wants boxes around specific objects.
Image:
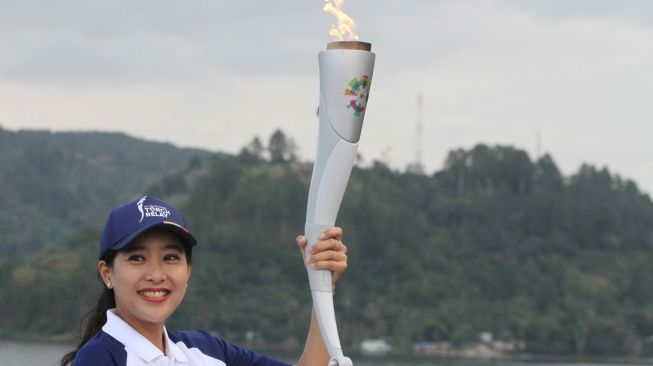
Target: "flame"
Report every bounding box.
[323,0,359,42]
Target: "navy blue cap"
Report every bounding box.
[98,196,197,260]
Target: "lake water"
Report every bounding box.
[1,341,650,366]
[0,341,73,366]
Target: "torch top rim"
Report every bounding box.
[327,41,372,51]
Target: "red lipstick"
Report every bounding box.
[138,288,171,303]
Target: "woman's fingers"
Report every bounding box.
[319,226,342,241]
[310,238,347,254]
[307,250,347,265]
[296,235,308,254]
[298,227,348,283]
[309,260,348,282]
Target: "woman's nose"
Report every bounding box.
[145,261,167,282]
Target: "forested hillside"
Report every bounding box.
[2,130,653,357]
[0,128,210,257]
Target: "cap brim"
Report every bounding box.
[111,221,197,254]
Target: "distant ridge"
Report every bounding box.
[0,128,213,256]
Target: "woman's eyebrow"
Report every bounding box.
[164,243,184,251]
[123,244,146,253]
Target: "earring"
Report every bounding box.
[107,282,112,289]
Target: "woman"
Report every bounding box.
[61,196,348,365]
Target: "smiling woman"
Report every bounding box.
[98,231,192,349]
[60,196,349,366]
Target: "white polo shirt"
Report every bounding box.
[73,309,291,366]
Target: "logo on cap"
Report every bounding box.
[137,196,171,223]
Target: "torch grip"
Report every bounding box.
[329,357,353,366]
[304,224,335,292]
[305,223,350,364]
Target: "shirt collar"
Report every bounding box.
[103,309,188,363]
[165,329,188,363]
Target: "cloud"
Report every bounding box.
[0,0,331,84]
[1,0,652,192]
[356,1,653,190]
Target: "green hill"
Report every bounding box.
[0,128,211,257]
[2,130,653,358]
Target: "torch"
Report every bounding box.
[304,2,375,365]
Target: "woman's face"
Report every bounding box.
[99,230,192,327]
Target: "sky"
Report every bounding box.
[1,0,652,193]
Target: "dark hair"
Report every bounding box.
[60,239,193,366]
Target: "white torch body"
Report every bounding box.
[305,42,375,366]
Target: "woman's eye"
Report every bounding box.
[165,255,181,262]
[128,255,145,262]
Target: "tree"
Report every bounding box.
[268,129,296,164]
[238,136,266,164]
[242,136,264,159]
[534,154,563,191]
[187,155,203,171]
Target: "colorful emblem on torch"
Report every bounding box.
[345,75,369,117]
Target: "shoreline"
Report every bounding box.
[366,353,653,365]
[1,337,651,365]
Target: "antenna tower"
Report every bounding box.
[407,94,425,174]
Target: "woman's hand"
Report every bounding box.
[296,227,348,365]
[296,227,348,284]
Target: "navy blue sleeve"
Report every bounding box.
[73,333,127,366]
[221,337,292,366]
[170,330,292,366]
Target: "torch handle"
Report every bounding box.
[304,134,357,366]
[305,224,336,292]
[306,224,352,366]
